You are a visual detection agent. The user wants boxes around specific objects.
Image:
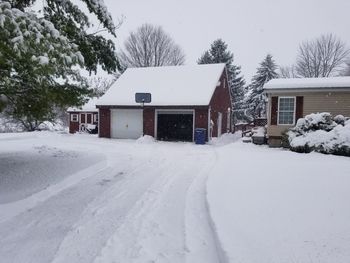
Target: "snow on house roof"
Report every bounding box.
[96,64,226,106]
[67,97,98,112]
[264,77,350,92]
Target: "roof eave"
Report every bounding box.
[264,87,350,94]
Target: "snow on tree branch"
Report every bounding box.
[0,1,83,68]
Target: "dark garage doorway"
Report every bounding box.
[157,111,193,141]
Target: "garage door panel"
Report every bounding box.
[157,111,193,142]
[111,109,143,139]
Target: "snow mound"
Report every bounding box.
[210,132,242,146]
[136,135,156,144]
[38,121,66,132]
[0,116,67,133]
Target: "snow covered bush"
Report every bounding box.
[288,113,350,156]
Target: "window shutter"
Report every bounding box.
[271,96,278,125]
[295,96,304,122]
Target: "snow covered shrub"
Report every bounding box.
[0,115,24,133]
[288,113,350,156]
[334,115,346,126]
[280,130,290,149]
[292,112,336,135]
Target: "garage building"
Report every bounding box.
[96,63,232,141]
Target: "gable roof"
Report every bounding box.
[67,97,99,112]
[264,77,350,93]
[96,63,226,106]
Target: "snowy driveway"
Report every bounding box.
[0,132,349,263]
[0,132,223,263]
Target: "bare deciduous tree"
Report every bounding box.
[88,76,118,97]
[119,24,185,68]
[279,65,297,78]
[295,34,350,77]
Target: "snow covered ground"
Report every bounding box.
[0,132,349,263]
[207,143,350,263]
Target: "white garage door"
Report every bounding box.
[111,109,143,139]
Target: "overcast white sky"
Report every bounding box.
[103,0,350,81]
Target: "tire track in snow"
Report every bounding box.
[184,147,223,263]
[51,155,173,263]
[0,144,158,263]
[0,165,123,263]
[203,147,230,263]
[93,146,217,263]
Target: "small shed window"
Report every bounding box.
[278,97,295,125]
[94,114,98,122]
[71,113,79,122]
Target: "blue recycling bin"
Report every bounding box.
[195,128,206,144]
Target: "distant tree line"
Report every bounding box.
[198,34,350,126]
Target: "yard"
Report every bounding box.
[0,132,349,263]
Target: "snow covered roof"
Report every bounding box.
[67,98,98,112]
[264,77,350,92]
[96,64,226,106]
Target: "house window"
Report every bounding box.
[278,97,295,125]
[94,114,98,123]
[71,113,78,122]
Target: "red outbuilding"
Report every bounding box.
[67,98,99,134]
[96,64,232,141]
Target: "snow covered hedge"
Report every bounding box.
[288,113,350,156]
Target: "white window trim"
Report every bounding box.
[71,113,79,122]
[277,96,296,126]
[94,113,98,123]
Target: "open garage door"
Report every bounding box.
[111,109,143,139]
[156,110,194,142]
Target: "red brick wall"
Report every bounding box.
[99,108,111,138]
[209,70,232,137]
[143,108,155,136]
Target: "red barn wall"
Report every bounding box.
[143,106,208,139]
[209,70,232,137]
[143,108,155,137]
[195,108,208,129]
[99,108,111,138]
[69,115,79,133]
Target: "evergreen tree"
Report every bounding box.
[230,65,247,123]
[0,1,119,130]
[246,54,278,119]
[197,39,246,128]
[197,51,212,64]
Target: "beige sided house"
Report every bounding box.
[264,77,350,147]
